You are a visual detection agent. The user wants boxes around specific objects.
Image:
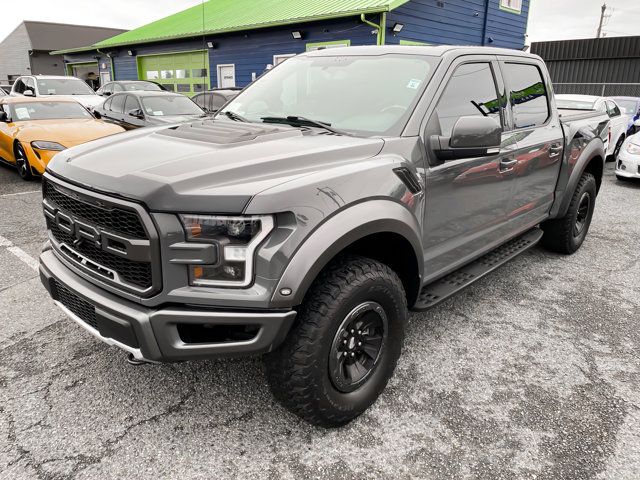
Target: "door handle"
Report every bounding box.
[549,143,563,157]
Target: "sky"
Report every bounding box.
[0,0,639,45]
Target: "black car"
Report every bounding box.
[93,91,206,130]
[96,81,168,97]
[193,88,241,113]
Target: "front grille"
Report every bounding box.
[43,178,158,295]
[53,280,99,330]
[44,181,146,239]
[50,223,152,289]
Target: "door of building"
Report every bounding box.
[217,64,236,88]
[138,50,209,97]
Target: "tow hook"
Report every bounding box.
[126,353,149,366]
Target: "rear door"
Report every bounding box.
[499,59,563,230]
[422,56,519,279]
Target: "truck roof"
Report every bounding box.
[304,45,538,59]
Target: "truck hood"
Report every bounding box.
[47,119,385,213]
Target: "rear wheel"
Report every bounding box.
[541,172,597,254]
[264,255,407,427]
[14,143,33,181]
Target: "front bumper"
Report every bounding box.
[39,249,296,363]
[616,150,640,179]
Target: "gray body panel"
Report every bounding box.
[40,46,607,361]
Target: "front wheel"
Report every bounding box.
[264,255,407,427]
[14,143,33,181]
[541,172,597,254]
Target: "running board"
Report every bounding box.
[412,228,543,311]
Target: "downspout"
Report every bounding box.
[361,12,386,46]
[481,0,490,46]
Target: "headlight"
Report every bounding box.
[626,143,640,155]
[179,214,274,287]
[30,141,66,151]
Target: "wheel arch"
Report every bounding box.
[270,200,424,309]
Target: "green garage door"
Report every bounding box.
[138,51,210,97]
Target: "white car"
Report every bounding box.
[556,94,631,159]
[10,75,103,110]
[616,132,640,181]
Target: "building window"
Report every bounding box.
[161,70,174,79]
[175,69,190,79]
[192,68,207,78]
[273,54,296,66]
[306,40,351,51]
[500,0,522,14]
[176,84,191,93]
[146,71,159,80]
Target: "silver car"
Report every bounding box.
[616,132,640,180]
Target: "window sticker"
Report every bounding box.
[407,79,421,90]
[153,111,164,116]
[14,107,30,120]
[47,89,56,95]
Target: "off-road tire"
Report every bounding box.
[541,172,597,254]
[264,255,407,427]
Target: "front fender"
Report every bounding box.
[270,199,423,308]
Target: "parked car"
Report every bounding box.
[93,91,206,129]
[616,132,640,181]
[0,97,124,180]
[10,75,103,110]
[611,96,640,135]
[96,80,168,97]
[556,94,629,159]
[193,88,242,114]
[0,85,11,95]
[0,87,7,97]
[39,46,608,427]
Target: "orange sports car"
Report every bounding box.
[0,97,124,180]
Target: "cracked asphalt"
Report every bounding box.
[1,160,639,480]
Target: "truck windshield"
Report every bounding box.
[141,96,204,116]
[8,101,93,121]
[222,53,437,136]
[36,78,96,96]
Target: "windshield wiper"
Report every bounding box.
[261,116,351,136]
[221,110,250,123]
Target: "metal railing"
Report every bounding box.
[553,83,640,97]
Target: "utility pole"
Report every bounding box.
[596,2,611,38]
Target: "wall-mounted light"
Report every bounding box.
[392,23,404,34]
[292,31,302,40]
[207,41,215,48]
[127,50,135,56]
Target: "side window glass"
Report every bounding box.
[431,62,501,137]
[110,94,126,114]
[606,101,620,118]
[502,63,549,129]
[25,78,36,93]
[104,98,113,111]
[211,94,227,110]
[193,94,208,109]
[13,80,24,94]
[124,95,139,114]
[113,84,123,92]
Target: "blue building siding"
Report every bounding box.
[62,1,529,88]
[386,0,528,49]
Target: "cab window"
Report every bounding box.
[502,63,549,129]
[430,62,502,137]
[110,94,126,114]
[606,101,621,118]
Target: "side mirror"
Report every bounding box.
[23,89,35,97]
[93,110,102,119]
[430,116,502,162]
[0,111,8,122]
[104,91,112,96]
[127,108,144,119]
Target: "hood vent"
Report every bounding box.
[156,119,294,145]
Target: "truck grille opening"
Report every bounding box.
[53,280,99,331]
[44,180,147,239]
[177,324,261,344]
[43,178,158,295]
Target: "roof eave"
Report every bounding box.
[73,5,402,52]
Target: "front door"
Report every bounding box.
[217,65,236,88]
[422,59,518,280]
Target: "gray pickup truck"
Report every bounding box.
[39,46,609,427]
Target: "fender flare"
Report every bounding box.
[550,139,605,219]
[270,199,424,308]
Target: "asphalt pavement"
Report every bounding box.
[1,161,639,480]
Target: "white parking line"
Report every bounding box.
[0,190,41,198]
[0,234,39,271]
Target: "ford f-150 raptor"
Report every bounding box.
[39,46,609,427]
